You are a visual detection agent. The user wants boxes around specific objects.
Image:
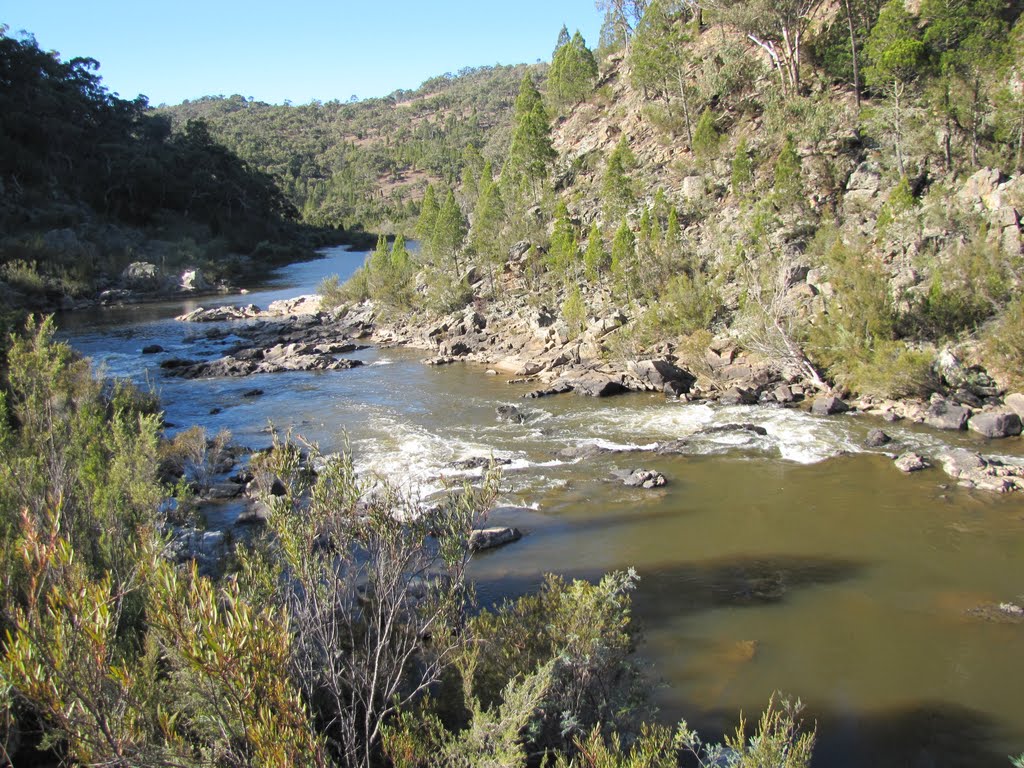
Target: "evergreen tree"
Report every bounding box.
[584,223,609,281]
[691,107,721,164]
[611,219,637,300]
[864,0,927,175]
[430,190,466,272]
[370,234,390,275]
[470,161,507,292]
[417,184,440,242]
[549,31,599,111]
[666,206,680,245]
[772,135,804,210]
[630,0,697,144]
[601,136,637,225]
[731,137,753,198]
[501,74,557,202]
[548,200,580,280]
[554,24,571,57]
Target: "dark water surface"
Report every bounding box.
[58,247,1024,767]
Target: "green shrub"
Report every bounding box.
[562,285,588,340]
[982,296,1024,390]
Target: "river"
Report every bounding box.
[58,246,1024,767]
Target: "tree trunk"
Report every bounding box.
[842,0,861,108]
[675,69,694,146]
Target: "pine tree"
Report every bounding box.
[554,24,571,58]
[630,0,697,144]
[731,137,753,198]
[547,200,579,280]
[611,220,636,281]
[470,161,507,292]
[772,135,805,211]
[666,206,680,245]
[601,136,637,225]
[501,74,556,202]
[549,31,599,111]
[864,0,927,175]
[417,184,440,242]
[691,108,721,164]
[431,190,466,273]
[584,223,608,281]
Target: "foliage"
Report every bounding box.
[649,270,721,336]
[731,137,754,198]
[465,569,648,756]
[502,74,557,204]
[691,108,722,164]
[563,285,589,339]
[549,31,600,112]
[602,137,638,224]
[982,296,1024,390]
[584,224,611,281]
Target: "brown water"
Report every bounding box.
[60,247,1024,767]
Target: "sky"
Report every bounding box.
[3,1,604,106]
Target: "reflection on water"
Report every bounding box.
[57,245,1024,766]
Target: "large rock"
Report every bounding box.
[178,305,262,322]
[121,261,164,291]
[628,359,694,392]
[180,268,210,292]
[469,527,522,551]
[811,395,849,416]
[1004,393,1024,420]
[865,428,892,447]
[616,468,667,489]
[937,449,987,478]
[968,411,1023,438]
[720,386,758,405]
[571,372,625,398]
[894,453,929,473]
[924,400,970,431]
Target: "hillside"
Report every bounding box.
[158,63,544,232]
[325,0,1024,416]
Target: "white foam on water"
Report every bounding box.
[367,359,394,367]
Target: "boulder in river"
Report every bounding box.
[811,395,850,416]
[496,405,526,423]
[865,428,892,447]
[894,453,929,473]
[570,372,626,398]
[720,386,758,405]
[1004,393,1024,420]
[469,527,522,551]
[141,344,164,354]
[618,468,667,489]
[968,410,1023,438]
[924,400,970,431]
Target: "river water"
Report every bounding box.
[58,246,1024,767]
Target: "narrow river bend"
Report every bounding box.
[58,246,1024,768]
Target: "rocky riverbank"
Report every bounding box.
[165,285,1024,495]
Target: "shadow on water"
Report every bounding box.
[472,553,866,620]
[684,699,1014,768]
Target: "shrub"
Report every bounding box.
[982,296,1024,390]
[562,285,588,340]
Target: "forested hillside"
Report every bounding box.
[0,28,341,311]
[159,63,544,232]
[325,0,1024,402]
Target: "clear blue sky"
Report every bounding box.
[3,1,603,106]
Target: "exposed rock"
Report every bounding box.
[865,428,892,447]
[924,400,970,431]
[141,344,164,354]
[180,268,210,292]
[121,261,164,290]
[524,382,574,399]
[496,404,527,423]
[267,294,321,316]
[569,372,625,398]
[617,468,667,489]
[664,380,688,398]
[424,356,457,366]
[773,384,797,403]
[242,388,264,398]
[469,527,522,551]
[937,449,988,478]
[811,395,850,416]
[165,345,365,378]
[720,386,758,405]
[703,423,769,437]
[628,359,695,392]
[448,456,513,470]
[894,453,929,473]
[178,305,262,322]
[966,602,1024,624]
[1005,393,1024,420]
[968,410,1023,438]
[237,501,271,525]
